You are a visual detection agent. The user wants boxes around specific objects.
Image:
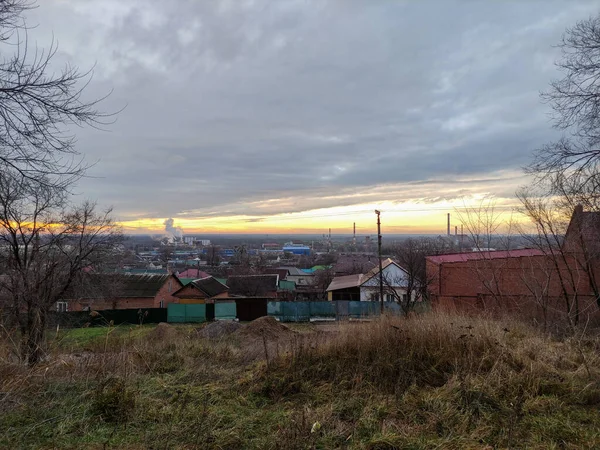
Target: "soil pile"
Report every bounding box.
[236,316,295,340]
[147,322,179,341]
[198,321,243,339]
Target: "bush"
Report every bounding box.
[91,377,135,423]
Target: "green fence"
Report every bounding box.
[215,302,237,320]
[268,301,399,322]
[167,304,206,323]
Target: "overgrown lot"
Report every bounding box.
[1,313,600,449]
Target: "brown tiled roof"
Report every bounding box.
[226,274,279,296]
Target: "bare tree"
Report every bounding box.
[517,189,600,329]
[386,237,455,314]
[0,0,113,187]
[313,266,335,301]
[206,245,221,267]
[0,174,122,365]
[454,198,519,307]
[529,14,600,195]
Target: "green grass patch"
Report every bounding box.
[2,313,600,448]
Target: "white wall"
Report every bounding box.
[360,263,410,302]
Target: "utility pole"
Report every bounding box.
[375,210,384,314]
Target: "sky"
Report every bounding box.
[26,0,599,235]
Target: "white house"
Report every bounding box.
[326,258,414,302]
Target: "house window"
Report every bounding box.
[402,294,408,303]
[386,294,394,302]
[56,302,68,312]
[159,300,165,308]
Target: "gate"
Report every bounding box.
[167,303,206,323]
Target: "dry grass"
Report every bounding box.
[1,313,600,449]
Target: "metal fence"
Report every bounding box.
[167,304,206,323]
[215,302,237,320]
[267,301,408,322]
[161,300,430,324]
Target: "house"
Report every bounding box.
[563,204,600,257]
[326,274,363,301]
[278,267,314,286]
[425,249,548,311]
[60,273,183,311]
[425,205,600,323]
[262,268,290,281]
[226,274,279,297]
[326,258,412,302]
[333,254,377,276]
[172,276,229,304]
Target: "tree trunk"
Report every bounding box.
[23,306,46,366]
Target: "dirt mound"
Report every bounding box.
[147,322,179,341]
[236,316,295,340]
[198,321,243,339]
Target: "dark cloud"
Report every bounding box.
[27,0,599,221]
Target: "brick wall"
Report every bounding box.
[153,275,184,307]
[66,274,183,311]
[427,253,600,324]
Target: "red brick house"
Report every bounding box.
[426,206,600,324]
[60,274,183,311]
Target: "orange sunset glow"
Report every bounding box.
[118,196,525,235]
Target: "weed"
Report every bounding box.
[91,377,135,424]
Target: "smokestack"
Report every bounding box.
[447,213,451,236]
[455,226,458,236]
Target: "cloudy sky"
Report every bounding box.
[26,0,599,234]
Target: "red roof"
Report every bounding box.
[177,268,210,279]
[426,249,544,264]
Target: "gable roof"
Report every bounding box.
[425,249,544,264]
[177,268,210,279]
[227,274,279,296]
[360,258,407,285]
[119,274,176,297]
[66,273,179,299]
[277,266,309,276]
[176,276,229,298]
[262,268,289,280]
[333,254,377,275]
[326,274,363,291]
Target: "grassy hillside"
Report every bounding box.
[1,313,599,449]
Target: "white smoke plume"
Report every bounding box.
[164,218,184,243]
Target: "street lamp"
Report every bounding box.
[375,210,384,314]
